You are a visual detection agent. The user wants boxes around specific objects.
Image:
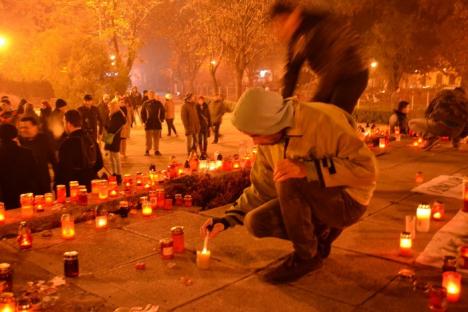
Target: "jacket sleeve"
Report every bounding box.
[223,148,276,227]
[282,43,306,98]
[159,102,166,122]
[141,103,148,124]
[181,105,189,133]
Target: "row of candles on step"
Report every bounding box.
[0,227,212,312]
[398,202,467,303]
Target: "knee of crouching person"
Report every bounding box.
[244,211,265,238]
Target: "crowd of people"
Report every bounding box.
[0,88,228,210]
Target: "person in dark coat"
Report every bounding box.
[181,93,201,156]
[141,91,165,156]
[389,101,410,135]
[196,96,211,156]
[104,98,127,182]
[48,98,68,150]
[18,117,58,194]
[0,99,18,125]
[209,94,227,144]
[270,1,369,114]
[39,100,52,132]
[98,94,111,132]
[77,94,103,142]
[55,110,103,193]
[0,124,40,209]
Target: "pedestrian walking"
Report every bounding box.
[164,93,177,136]
[181,93,200,156]
[141,91,165,156]
[197,96,211,157]
[104,98,127,183]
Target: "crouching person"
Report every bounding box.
[200,88,377,284]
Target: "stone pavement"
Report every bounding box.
[2,111,468,311]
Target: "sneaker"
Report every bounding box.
[262,252,323,284]
[317,228,342,259]
[422,137,440,151]
[144,151,150,156]
[155,151,162,156]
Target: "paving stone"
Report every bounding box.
[72,252,250,310]
[174,275,355,312]
[290,249,407,306]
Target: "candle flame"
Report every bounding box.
[447,284,459,294]
[433,212,442,220]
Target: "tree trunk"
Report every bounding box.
[235,68,244,99]
[210,67,219,96]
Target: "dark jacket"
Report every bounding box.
[130,92,143,109]
[40,107,52,130]
[181,101,201,136]
[282,10,367,99]
[141,99,165,130]
[104,110,127,153]
[78,105,102,140]
[197,102,211,130]
[55,129,103,192]
[0,141,40,209]
[389,110,409,135]
[19,133,58,194]
[209,99,226,125]
[97,101,110,130]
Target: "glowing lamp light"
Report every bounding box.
[399,232,412,257]
[210,59,217,66]
[45,193,54,206]
[442,271,462,302]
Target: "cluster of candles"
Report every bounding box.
[412,137,424,147]
[398,202,467,305]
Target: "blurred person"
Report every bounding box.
[48,98,67,149]
[389,100,410,135]
[409,88,468,150]
[39,100,52,131]
[196,96,211,157]
[141,91,165,156]
[270,0,368,114]
[78,94,102,142]
[0,124,39,209]
[0,98,17,125]
[209,94,227,144]
[98,94,111,131]
[16,99,27,116]
[21,102,39,121]
[181,93,200,156]
[129,86,143,111]
[119,97,133,157]
[164,93,177,136]
[200,88,377,283]
[18,117,58,194]
[104,98,127,183]
[55,110,103,193]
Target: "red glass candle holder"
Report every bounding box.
[17,222,32,250]
[171,226,185,253]
[175,194,183,206]
[431,201,445,221]
[0,202,5,224]
[78,187,88,206]
[34,195,45,212]
[442,271,462,303]
[184,195,192,208]
[20,193,34,218]
[56,185,66,204]
[160,239,174,260]
[428,285,448,312]
[61,214,75,240]
[399,232,412,257]
[459,245,468,270]
[164,198,173,210]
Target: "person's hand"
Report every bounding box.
[274,159,307,182]
[200,218,225,239]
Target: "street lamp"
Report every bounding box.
[109,54,116,61]
[0,35,9,49]
[210,59,217,66]
[370,61,378,69]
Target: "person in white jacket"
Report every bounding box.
[201,88,377,284]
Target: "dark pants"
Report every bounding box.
[186,134,198,156]
[166,119,177,135]
[313,70,369,114]
[198,128,209,155]
[212,122,221,143]
[244,179,366,260]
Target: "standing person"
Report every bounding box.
[18,117,58,194]
[270,1,369,114]
[181,93,201,156]
[0,124,40,209]
[130,87,143,125]
[104,99,127,183]
[196,96,211,157]
[164,93,177,136]
[55,110,103,193]
[21,103,39,121]
[119,97,133,158]
[141,91,165,156]
[78,94,102,142]
[48,98,67,149]
[98,94,111,130]
[389,101,410,135]
[209,94,227,144]
[200,88,377,283]
[39,100,52,131]
[0,98,17,125]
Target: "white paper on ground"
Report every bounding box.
[412,175,464,200]
[416,210,468,275]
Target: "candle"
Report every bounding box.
[135,172,143,187]
[442,256,457,272]
[413,141,419,147]
[0,202,5,224]
[208,161,217,171]
[233,161,241,170]
[16,222,32,249]
[98,180,108,200]
[118,201,130,218]
[95,208,108,230]
[184,195,192,207]
[463,176,468,213]
[160,239,174,260]
[215,160,223,170]
[20,193,34,218]
[199,160,208,171]
[428,285,448,312]
[0,292,16,312]
[177,167,184,176]
[197,235,211,269]
[91,179,100,195]
[405,215,416,239]
[399,232,412,257]
[108,181,118,197]
[416,204,431,232]
[415,172,424,184]
[34,195,45,212]
[56,185,66,204]
[157,189,165,209]
[141,197,152,216]
[171,226,185,253]
[44,193,54,206]
[0,263,13,292]
[123,174,133,190]
[379,137,386,149]
[442,271,462,302]
[164,198,173,210]
[459,245,468,270]
[69,181,79,202]
[78,186,88,206]
[175,194,183,206]
[61,214,75,240]
[63,251,79,278]
[431,201,445,221]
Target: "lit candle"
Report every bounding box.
[416,204,431,232]
[144,183,151,190]
[98,180,108,200]
[44,193,54,206]
[463,176,468,213]
[123,174,133,190]
[431,201,445,221]
[233,161,241,170]
[0,202,5,224]
[442,271,462,302]
[215,160,223,169]
[459,245,468,270]
[95,215,108,230]
[141,197,152,216]
[413,141,419,147]
[399,232,412,257]
[108,181,118,197]
[177,167,184,176]
[56,185,66,204]
[91,179,101,195]
[69,181,79,202]
[415,172,424,184]
[77,186,88,206]
[16,221,32,249]
[208,161,217,171]
[34,195,45,212]
[197,235,211,269]
[379,137,386,149]
[0,292,16,312]
[61,214,75,240]
[199,160,208,171]
[20,193,34,218]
